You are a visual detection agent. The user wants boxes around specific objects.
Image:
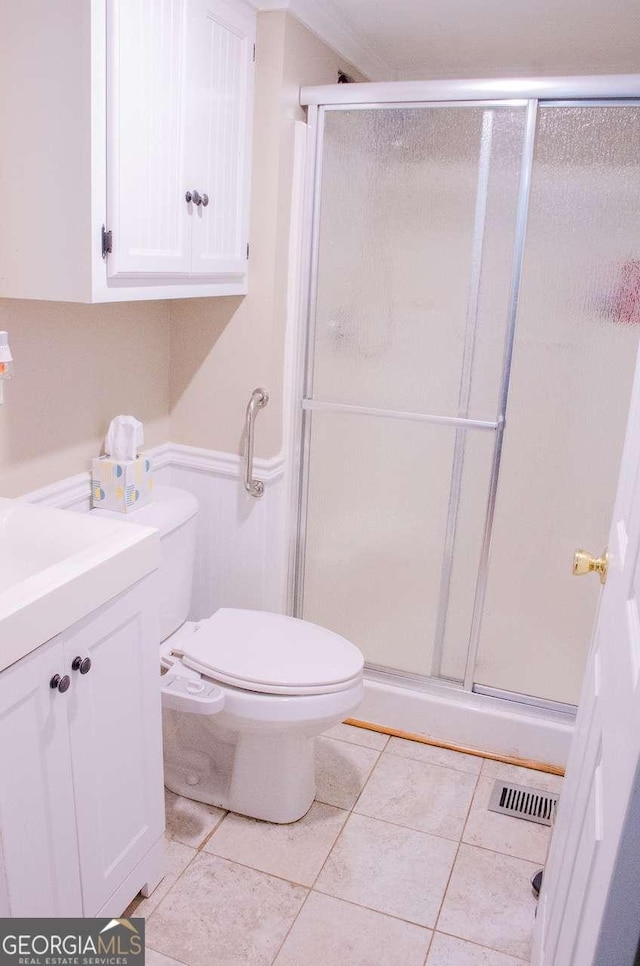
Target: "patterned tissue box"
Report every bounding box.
[91,454,153,512]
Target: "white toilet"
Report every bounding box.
[92,485,364,823]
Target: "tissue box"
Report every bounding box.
[91,454,153,513]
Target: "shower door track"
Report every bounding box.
[366,664,576,720]
[300,76,640,106]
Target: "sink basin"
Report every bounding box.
[0,498,159,672]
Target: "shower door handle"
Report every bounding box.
[244,388,269,498]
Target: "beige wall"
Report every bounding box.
[0,300,171,496]
[169,11,366,459]
[0,12,362,496]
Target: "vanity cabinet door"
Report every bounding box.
[63,578,164,916]
[0,638,82,916]
[106,0,192,278]
[186,0,255,277]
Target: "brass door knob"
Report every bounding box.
[572,548,608,585]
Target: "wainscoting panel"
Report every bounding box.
[21,443,287,622]
[19,441,572,765]
[165,448,285,620]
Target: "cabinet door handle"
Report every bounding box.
[50,674,71,693]
[72,656,92,675]
[201,193,209,207]
[192,190,202,206]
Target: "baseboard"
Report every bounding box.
[345,718,565,775]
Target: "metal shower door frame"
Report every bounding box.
[288,79,640,702]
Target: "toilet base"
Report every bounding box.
[161,673,363,824]
[163,712,317,823]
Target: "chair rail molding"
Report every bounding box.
[20,442,288,619]
[20,443,286,511]
[167,443,285,482]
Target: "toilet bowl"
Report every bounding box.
[92,485,364,823]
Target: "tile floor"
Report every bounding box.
[130,724,563,966]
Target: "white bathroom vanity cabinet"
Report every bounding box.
[0,0,255,301]
[0,577,165,917]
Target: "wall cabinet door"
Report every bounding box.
[187,0,255,277]
[64,581,164,916]
[107,0,192,278]
[0,639,82,916]
[1,0,255,300]
[106,0,254,283]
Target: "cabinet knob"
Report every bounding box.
[72,656,92,675]
[192,190,203,206]
[50,674,71,693]
[185,190,193,203]
[201,193,209,207]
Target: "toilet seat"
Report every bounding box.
[180,607,364,696]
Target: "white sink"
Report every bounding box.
[0,498,159,672]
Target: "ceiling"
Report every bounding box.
[259,0,640,81]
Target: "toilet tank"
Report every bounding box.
[92,485,199,641]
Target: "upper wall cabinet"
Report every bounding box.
[108,0,255,284]
[0,0,255,302]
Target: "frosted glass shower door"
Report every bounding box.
[297,104,528,681]
[475,105,640,706]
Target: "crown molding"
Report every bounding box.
[250,0,392,81]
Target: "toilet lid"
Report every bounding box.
[181,608,364,695]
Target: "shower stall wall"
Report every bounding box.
[291,78,640,752]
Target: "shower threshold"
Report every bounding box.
[359,665,574,769]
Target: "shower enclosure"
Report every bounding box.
[291,78,640,721]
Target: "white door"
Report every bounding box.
[106,0,192,277]
[186,0,255,277]
[0,638,82,916]
[532,345,640,964]
[64,580,164,915]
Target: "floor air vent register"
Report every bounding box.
[488,780,559,826]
